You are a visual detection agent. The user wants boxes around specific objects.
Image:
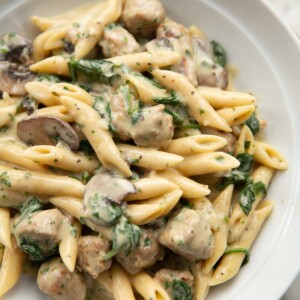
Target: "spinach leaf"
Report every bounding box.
[105,103,117,134]
[238,180,267,215]
[87,193,123,227]
[217,153,254,190]
[36,74,61,83]
[210,40,227,67]
[164,104,199,129]
[223,247,250,266]
[103,216,141,260]
[68,58,115,83]
[245,112,260,135]
[153,90,180,105]
[19,197,43,223]
[19,238,58,261]
[119,85,144,125]
[172,279,193,300]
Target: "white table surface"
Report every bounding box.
[0,0,299,299]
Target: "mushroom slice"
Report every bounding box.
[17,115,80,150]
[83,172,136,227]
[0,33,33,65]
[0,61,35,96]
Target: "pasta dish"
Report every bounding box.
[0,0,288,299]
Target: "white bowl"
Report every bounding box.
[1,0,300,299]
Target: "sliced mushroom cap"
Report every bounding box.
[0,61,35,96]
[17,115,80,150]
[0,32,33,65]
[85,172,136,205]
[83,172,136,227]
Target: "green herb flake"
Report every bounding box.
[0,172,11,187]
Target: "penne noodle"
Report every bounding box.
[253,141,288,170]
[23,145,99,173]
[0,237,24,297]
[108,51,180,72]
[164,135,227,156]
[0,208,11,249]
[126,177,178,201]
[217,105,256,126]
[0,166,85,198]
[30,55,70,76]
[126,189,183,225]
[59,218,82,272]
[175,152,240,177]
[132,272,171,300]
[33,105,74,123]
[235,125,255,155]
[197,86,256,109]
[118,143,183,170]
[211,200,274,286]
[111,264,135,300]
[0,141,48,172]
[228,165,274,243]
[152,69,231,132]
[158,168,210,198]
[60,96,132,177]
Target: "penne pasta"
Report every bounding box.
[60,96,132,177]
[158,168,210,198]
[253,141,288,170]
[164,135,227,156]
[118,143,183,170]
[0,208,11,249]
[152,69,231,132]
[217,105,256,126]
[23,145,99,173]
[211,200,274,286]
[175,152,240,177]
[197,86,256,109]
[0,237,24,297]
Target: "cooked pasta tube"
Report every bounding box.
[131,272,171,300]
[253,141,288,170]
[158,168,210,198]
[0,237,24,297]
[175,152,240,177]
[164,135,227,156]
[235,125,255,155]
[108,51,180,71]
[0,141,48,172]
[210,200,274,286]
[118,144,183,170]
[228,165,274,244]
[60,96,132,177]
[0,105,16,128]
[111,263,135,300]
[197,86,256,109]
[74,0,122,59]
[0,244,4,265]
[32,30,52,62]
[217,105,255,126]
[202,185,234,274]
[59,218,81,272]
[152,69,231,132]
[192,262,211,300]
[126,189,183,225]
[30,55,70,76]
[126,177,178,201]
[0,187,36,208]
[93,269,114,300]
[25,82,94,106]
[44,27,66,50]
[33,105,74,123]
[0,166,85,197]
[123,72,169,105]
[49,196,112,240]
[0,208,11,249]
[23,145,99,173]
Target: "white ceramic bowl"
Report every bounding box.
[1,0,300,299]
